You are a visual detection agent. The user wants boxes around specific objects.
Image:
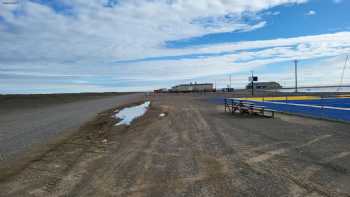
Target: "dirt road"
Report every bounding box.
[1,94,350,196]
[0,93,144,172]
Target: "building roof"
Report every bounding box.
[173,83,213,87]
[252,82,281,85]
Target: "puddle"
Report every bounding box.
[114,101,150,126]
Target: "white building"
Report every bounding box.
[171,83,214,92]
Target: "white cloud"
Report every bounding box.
[159,32,350,60]
[192,55,350,89]
[2,0,350,92]
[0,0,308,62]
[109,32,350,85]
[306,10,316,15]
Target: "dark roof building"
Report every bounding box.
[246,82,282,90]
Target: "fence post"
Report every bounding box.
[231,99,234,114]
[224,98,227,112]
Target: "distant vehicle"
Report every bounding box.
[221,88,234,92]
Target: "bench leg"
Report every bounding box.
[224,99,227,112]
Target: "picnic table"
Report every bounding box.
[224,98,275,118]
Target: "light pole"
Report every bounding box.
[294,60,298,93]
[251,71,254,96]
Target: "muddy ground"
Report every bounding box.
[1,94,350,197]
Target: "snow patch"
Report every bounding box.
[114,101,150,126]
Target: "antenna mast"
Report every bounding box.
[337,55,349,92]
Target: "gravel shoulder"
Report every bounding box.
[1,94,350,197]
[0,93,144,179]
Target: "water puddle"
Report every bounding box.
[114,101,150,126]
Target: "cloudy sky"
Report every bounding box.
[1,0,350,93]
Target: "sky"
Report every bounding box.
[0,0,350,93]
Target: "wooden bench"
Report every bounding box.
[224,98,241,113]
[247,105,276,118]
[261,108,276,118]
[224,98,275,118]
[225,99,248,114]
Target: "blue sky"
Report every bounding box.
[168,0,350,47]
[0,0,350,93]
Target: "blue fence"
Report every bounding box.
[212,97,350,123]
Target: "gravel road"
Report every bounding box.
[1,94,350,197]
[0,93,144,165]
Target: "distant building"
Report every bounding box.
[246,82,282,90]
[171,83,214,92]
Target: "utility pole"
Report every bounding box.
[229,74,232,89]
[251,71,254,96]
[294,60,298,93]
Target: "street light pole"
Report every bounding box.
[251,71,254,96]
[294,60,298,93]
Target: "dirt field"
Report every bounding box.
[1,94,350,197]
[0,93,144,180]
[0,92,134,112]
